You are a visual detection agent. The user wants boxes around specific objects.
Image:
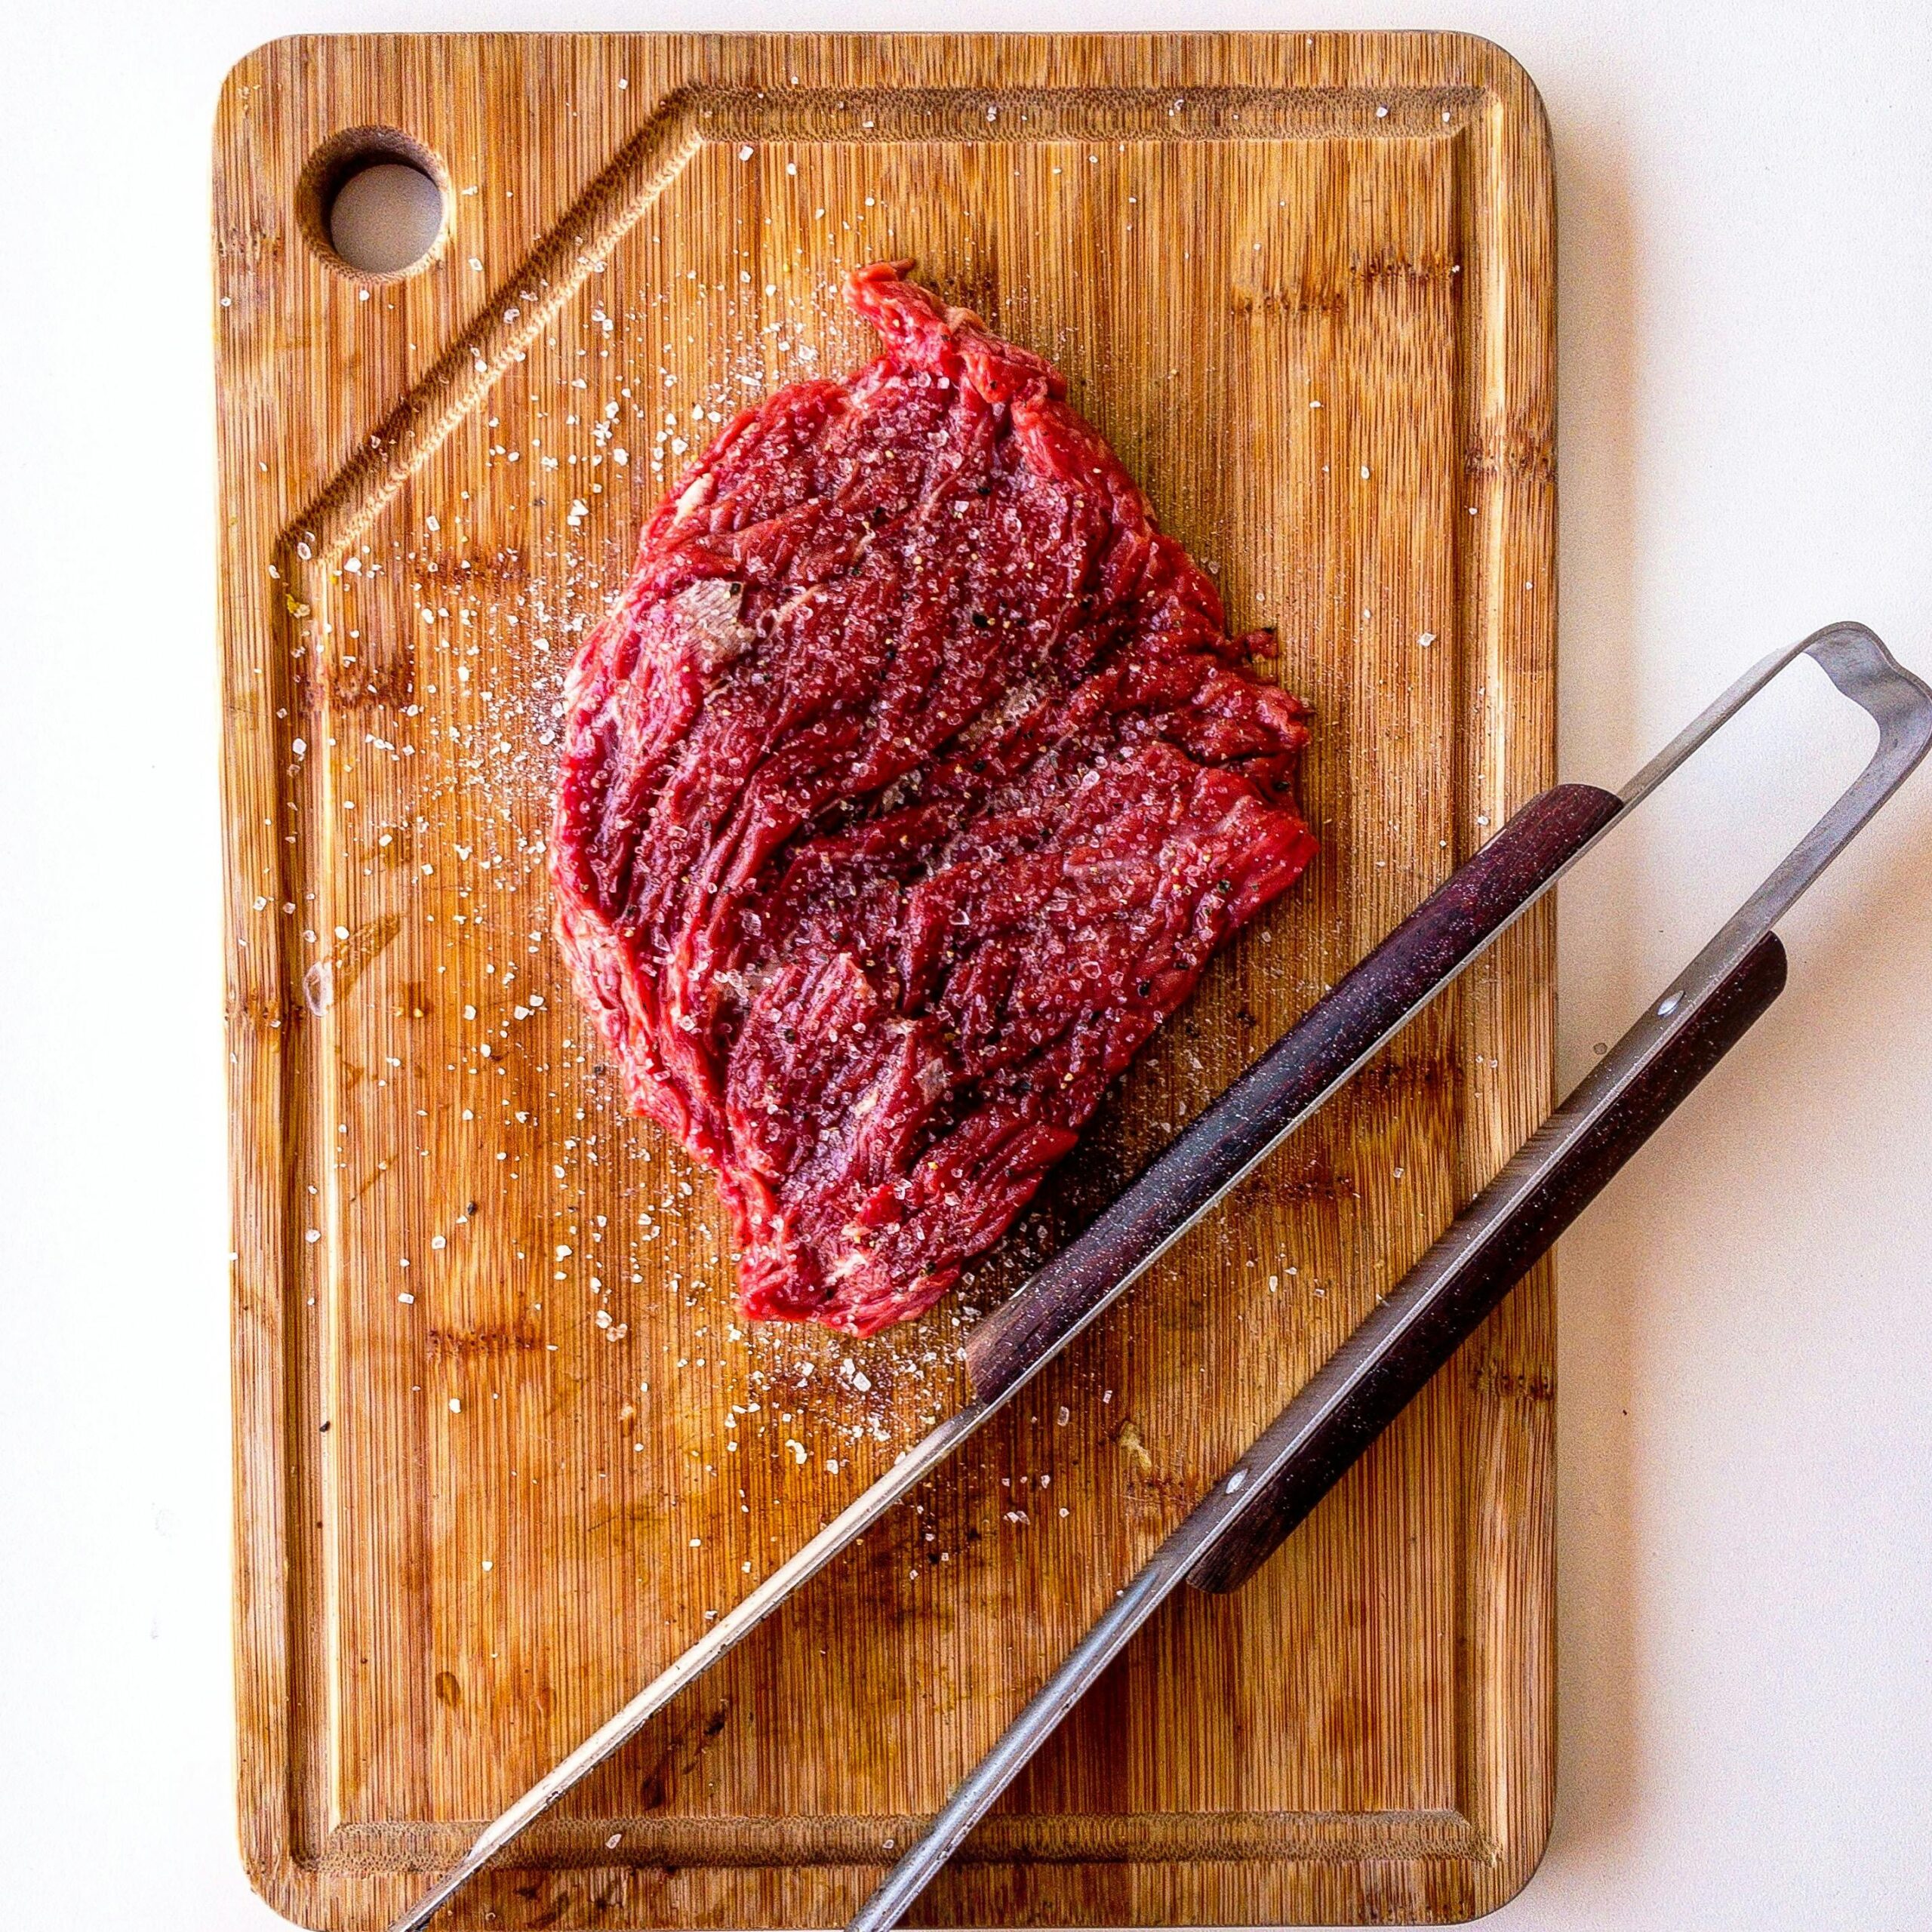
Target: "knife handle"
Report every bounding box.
[964,783,1626,1404]
[1185,928,1788,1596]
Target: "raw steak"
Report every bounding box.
[551,263,1316,1336]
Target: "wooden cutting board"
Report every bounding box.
[217,31,1555,1930]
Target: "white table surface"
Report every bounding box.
[3,2,1929,1927]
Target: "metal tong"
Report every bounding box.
[848,620,1932,1930]
[391,623,1926,1932]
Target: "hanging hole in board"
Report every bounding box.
[297,127,452,281]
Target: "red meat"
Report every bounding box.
[551,263,1315,1335]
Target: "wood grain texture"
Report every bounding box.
[216,32,1556,1929]
[1186,931,1787,1599]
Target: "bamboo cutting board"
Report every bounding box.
[217,32,1556,1930]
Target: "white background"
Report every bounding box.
[2,2,1929,1927]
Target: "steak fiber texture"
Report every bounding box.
[552,263,1316,1335]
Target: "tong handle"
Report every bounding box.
[1186,928,1788,1596]
[964,782,1625,1401]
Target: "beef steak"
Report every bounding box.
[551,263,1316,1335]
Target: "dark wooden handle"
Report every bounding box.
[964,783,1626,1402]
[1185,929,1788,1595]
